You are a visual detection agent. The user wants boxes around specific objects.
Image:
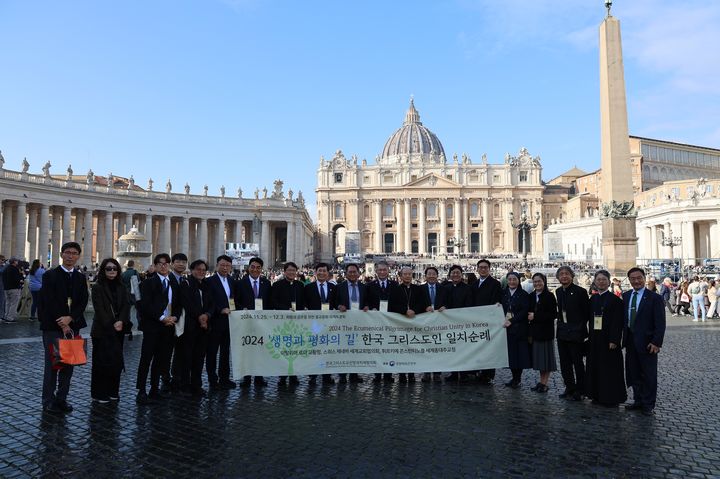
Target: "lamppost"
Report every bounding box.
[509,201,541,270]
[661,228,682,272]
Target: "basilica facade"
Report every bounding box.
[316,100,545,263]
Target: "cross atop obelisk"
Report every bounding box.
[598,1,638,276]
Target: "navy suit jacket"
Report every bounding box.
[622,288,666,350]
[206,273,235,317]
[335,280,368,310]
[234,275,272,310]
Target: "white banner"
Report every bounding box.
[229,306,508,377]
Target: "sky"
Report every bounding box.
[1,0,719,221]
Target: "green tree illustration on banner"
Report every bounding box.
[265,321,314,375]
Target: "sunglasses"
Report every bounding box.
[105,267,118,272]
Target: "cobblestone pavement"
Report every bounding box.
[0,315,718,478]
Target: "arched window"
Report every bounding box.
[470,202,479,217]
[427,201,437,218]
[384,201,394,218]
[334,202,344,219]
[363,204,370,219]
[411,203,418,219]
[493,203,500,218]
[446,203,453,217]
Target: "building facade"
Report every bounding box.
[316,100,545,262]
[0,161,313,269]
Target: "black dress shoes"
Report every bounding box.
[571,392,583,401]
[136,391,154,405]
[321,375,335,385]
[505,380,521,389]
[289,376,300,385]
[559,389,572,399]
[625,403,643,411]
[338,374,348,384]
[349,374,363,383]
[240,378,252,388]
[398,374,408,383]
[641,408,655,416]
[254,377,268,387]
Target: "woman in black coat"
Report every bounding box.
[527,273,558,393]
[502,272,532,388]
[90,258,131,403]
[586,270,627,407]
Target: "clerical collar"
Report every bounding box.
[60,265,74,274]
[598,289,609,295]
[508,288,517,295]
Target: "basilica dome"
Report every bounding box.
[379,99,445,165]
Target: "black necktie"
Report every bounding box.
[162,277,168,293]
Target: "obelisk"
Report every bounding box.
[599,1,637,276]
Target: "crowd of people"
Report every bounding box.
[16,242,667,418]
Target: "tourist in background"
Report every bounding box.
[90,258,131,403]
[28,259,45,320]
[706,280,717,319]
[586,270,626,407]
[688,276,706,322]
[2,258,24,323]
[675,281,691,316]
[659,277,673,314]
[528,273,557,393]
[501,272,531,389]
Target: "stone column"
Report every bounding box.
[27,205,38,260]
[198,218,208,260]
[454,198,462,252]
[373,200,382,253]
[286,219,296,262]
[234,220,243,244]
[418,199,426,254]
[62,206,72,246]
[439,199,447,254]
[15,201,26,259]
[504,200,514,253]
[663,222,673,258]
[181,216,190,255]
[38,205,50,266]
[83,209,94,267]
[74,209,83,243]
[51,208,62,266]
[649,225,658,259]
[463,199,470,253]
[104,211,114,258]
[1,201,13,254]
[159,215,170,254]
[396,199,404,254]
[261,220,271,262]
[216,218,226,260]
[684,220,696,264]
[482,199,492,253]
[349,199,359,231]
[142,214,152,255]
[403,199,411,253]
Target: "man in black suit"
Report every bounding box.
[235,256,272,387]
[623,267,666,416]
[335,263,369,384]
[304,262,336,385]
[468,259,503,384]
[442,265,474,382]
[388,265,430,383]
[555,266,591,401]
[136,253,181,405]
[178,259,214,397]
[367,260,397,383]
[165,252,188,392]
[205,254,237,390]
[271,261,306,386]
[39,242,89,413]
[420,266,446,382]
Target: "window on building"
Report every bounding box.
[334,202,343,219]
[363,204,370,219]
[469,173,479,182]
[519,171,528,182]
[383,233,394,253]
[383,174,393,183]
[384,201,394,217]
[470,202,479,217]
[493,174,501,183]
[470,233,480,252]
[447,204,453,217]
[447,223,453,229]
[411,175,417,182]
[446,174,453,181]
[411,204,418,219]
[471,223,479,228]
[363,175,371,184]
[493,203,500,218]
[427,233,437,252]
[427,202,437,217]
[411,240,418,254]
[334,173,343,183]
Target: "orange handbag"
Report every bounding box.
[50,331,88,368]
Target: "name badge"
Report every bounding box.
[321,303,330,311]
[594,315,603,330]
[562,311,567,323]
[379,300,389,313]
[290,301,296,312]
[67,297,72,310]
[351,301,360,311]
[254,298,264,311]
[505,312,513,321]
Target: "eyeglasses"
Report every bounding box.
[105,267,118,272]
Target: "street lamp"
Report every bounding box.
[509,201,541,270]
[448,236,467,256]
[661,228,682,254]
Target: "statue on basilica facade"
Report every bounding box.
[203,184,209,196]
[272,179,284,199]
[481,153,488,165]
[166,179,172,193]
[298,190,305,206]
[262,187,268,199]
[220,185,226,198]
[21,158,29,173]
[237,187,243,198]
[0,150,4,169]
[184,183,190,195]
[254,188,259,199]
[107,172,114,187]
[66,164,73,180]
[128,175,135,188]
[42,161,52,177]
[453,153,458,164]
[87,169,95,184]
[147,178,154,191]
[287,189,294,201]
